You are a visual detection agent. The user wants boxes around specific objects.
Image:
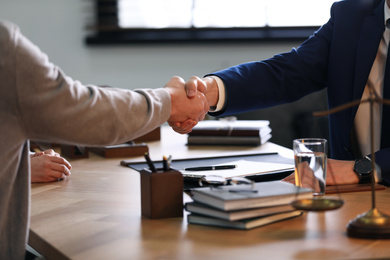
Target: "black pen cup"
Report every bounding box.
[140,168,183,219]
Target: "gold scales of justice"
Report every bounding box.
[290,83,390,239]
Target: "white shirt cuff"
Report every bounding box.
[207,76,226,112]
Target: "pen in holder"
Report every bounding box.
[140,168,183,219]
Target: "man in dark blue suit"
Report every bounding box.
[179,0,390,186]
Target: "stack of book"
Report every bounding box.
[187,119,272,146]
[186,180,312,230]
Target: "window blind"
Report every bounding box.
[85,0,335,45]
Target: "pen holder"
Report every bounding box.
[140,168,183,219]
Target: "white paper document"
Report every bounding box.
[181,159,294,179]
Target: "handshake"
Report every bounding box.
[164,76,219,134]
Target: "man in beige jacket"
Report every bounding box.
[0,20,208,260]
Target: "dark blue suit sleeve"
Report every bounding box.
[207,19,333,117]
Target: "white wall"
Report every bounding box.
[0,0,302,90]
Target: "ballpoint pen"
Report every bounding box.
[184,165,237,171]
[167,155,172,169]
[144,152,157,172]
[162,155,169,171]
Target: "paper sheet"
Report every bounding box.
[181,159,294,179]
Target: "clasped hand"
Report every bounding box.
[165,76,209,134]
[283,159,359,186]
[284,161,321,193]
[30,149,72,182]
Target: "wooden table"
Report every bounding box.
[29,127,390,260]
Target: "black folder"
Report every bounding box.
[121,152,294,185]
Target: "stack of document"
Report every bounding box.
[186,181,311,230]
[187,119,272,146]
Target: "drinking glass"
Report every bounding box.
[293,138,327,196]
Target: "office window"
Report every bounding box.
[85,0,336,45]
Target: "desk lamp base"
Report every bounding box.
[347,208,390,239]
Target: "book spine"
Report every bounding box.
[187,134,271,146]
[187,136,260,146]
[189,129,261,137]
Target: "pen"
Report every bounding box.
[229,189,258,193]
[162,155,169,171]
[167,155,172,169]
[184,165,237,171]
[144,152,157,172]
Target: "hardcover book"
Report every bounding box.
[187,120,272,146]
[187,210,303,230]
[189,180,312,211]
[88,143,148,158]
[185,202,296,221]
[187,133,271,146]
[189,120,271,137]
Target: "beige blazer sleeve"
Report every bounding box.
[7,21,171,146]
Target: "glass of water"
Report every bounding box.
[293,138,327,197]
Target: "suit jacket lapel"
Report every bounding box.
[353,2,385,110]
